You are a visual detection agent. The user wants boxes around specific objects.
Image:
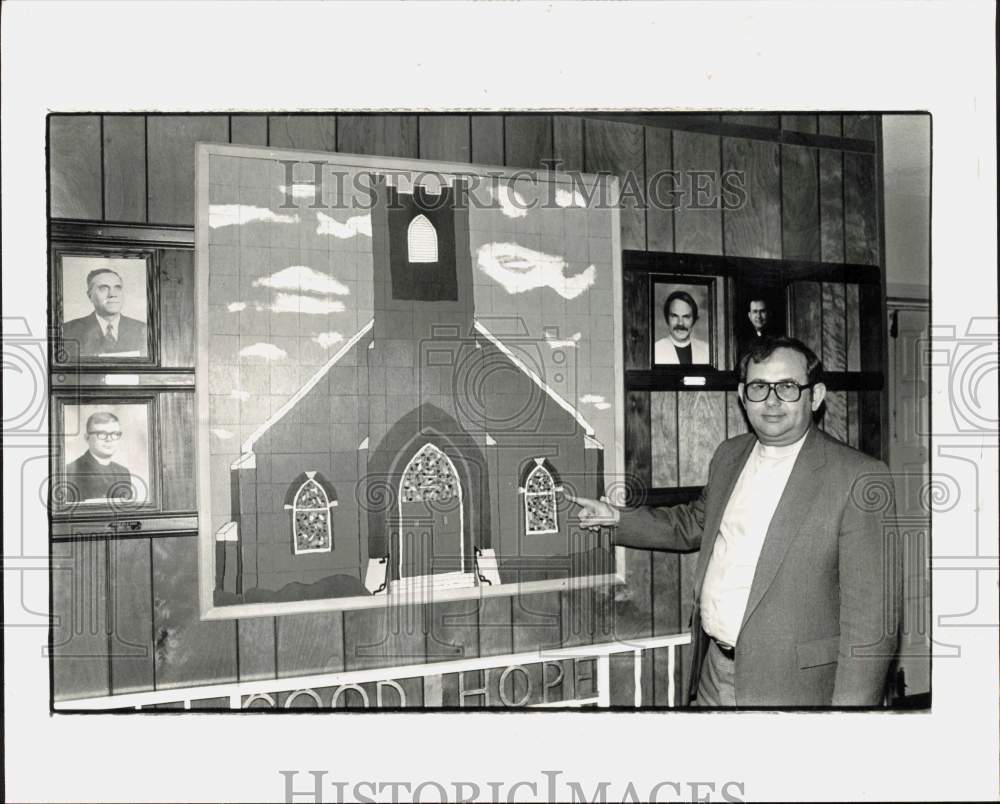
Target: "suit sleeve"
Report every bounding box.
[612,452,714,553]
[832,460,902,705]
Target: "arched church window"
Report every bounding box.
[284,471,337,554]
[401,443,458,502]
[523,461,559,535]
[407,214,438,263]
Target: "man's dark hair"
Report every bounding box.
[748,297,768,309]
[664,290,699,323]
[86,269,123,292]
[738,336,824,385]
[86,411,120,432]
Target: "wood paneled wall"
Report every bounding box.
[48,112,883,705]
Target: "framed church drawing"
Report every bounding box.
[195,144,625,618]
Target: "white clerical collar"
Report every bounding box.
[670,336,693,349]
[756,429,810,460]
[89,451,113,466]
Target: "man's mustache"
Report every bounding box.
[672,325,689,333]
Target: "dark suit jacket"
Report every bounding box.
[64,450,134,502]
[617,427,900,706]
[60,313,147,357]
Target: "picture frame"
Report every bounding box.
[51,247,159,367]
[650,274,718,369]
[51,393,160,516]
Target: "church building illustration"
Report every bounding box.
[215,178,609,603]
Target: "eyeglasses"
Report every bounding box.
[87,431,123,441]
[744,380,813,403]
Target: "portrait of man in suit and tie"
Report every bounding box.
[567,336,900,707]
[59,403,152,507]
[735,287,786,362]
[652,282,714,367]
[57,255,149,360]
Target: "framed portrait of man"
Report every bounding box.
[651,277,716,369]
[53,250,156,365]
[53,398,158,513]
[734,278,786,363]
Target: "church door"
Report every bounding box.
[398,443,464,579]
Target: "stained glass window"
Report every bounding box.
[407,214,438,263]
[292,477,333,553]
[524,463,558,534]
[401,443,458,502]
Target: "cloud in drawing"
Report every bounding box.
[316,210,372,238]
[555,188,587,208]
[253,265,349,296]
[238,342,287,361]
[545,331,582,349]
[267,294,345,315]
[208,204,299,228]
[486,184,530,219]
[211,428,235,441]
[477,242,596,300]
[312,331,345,349]
[580,393,611,410]
[227,302,246,312]
[279,184,318,200]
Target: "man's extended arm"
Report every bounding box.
[832,462,902,705]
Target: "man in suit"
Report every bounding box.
[654,290,710,365]
[61,269,147,357]
[747,297,770,338]
[567,336,900,706]
[64,412,134,502]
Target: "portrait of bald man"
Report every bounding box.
[60,265,148,358]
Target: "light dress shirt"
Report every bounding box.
[699,430,808,648]
[96,313,120,341]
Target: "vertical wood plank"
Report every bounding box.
[824,390,849,443]
[818,115,843,137]
[471,115,504,165]
[672,131,722,255]
[781,114,818,134]
[152,536,237,689]
[503,115,553,169]
[859,389,882,460]
[721,114,780,128]
[336,114,419,158]
[622,271,650,370]
[843,114,876,140]
[159,248,196,368]
[342,602,426,670]
[267,114,337,151]
[858,283,883,372]
[425,598,480,660]
[51,539,109,700]
[821,282,847,371]
[103,115,146,222]
[781,144,820,261]
[625,390,652,495]
[229,115,268,146]
[847,391,860,449]
[418,115,471,162]
[147,115,229,225]
[49,115,103,220]
[844,151,878,265]
[159,392,197,512]
[512,590,562,653]
[846,283,861,371]
[650,391,678,488]
[677,392,726,486]
[477,596,514,657]
[108,538,154,694]
[789,281,823,358]
[561,528,598,648]
[276,612,345,677]
[584,118,646,251]
[644,126,674,252]
[552,115,584,172]
[819,149,845,262]
[722,137,781,258]
[651,551,681,706]
[678,550,697,702]
[727,391,748,437]
[238,618,277,681]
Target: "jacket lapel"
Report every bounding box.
[692,435,756,600]
[738,427,827,633]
